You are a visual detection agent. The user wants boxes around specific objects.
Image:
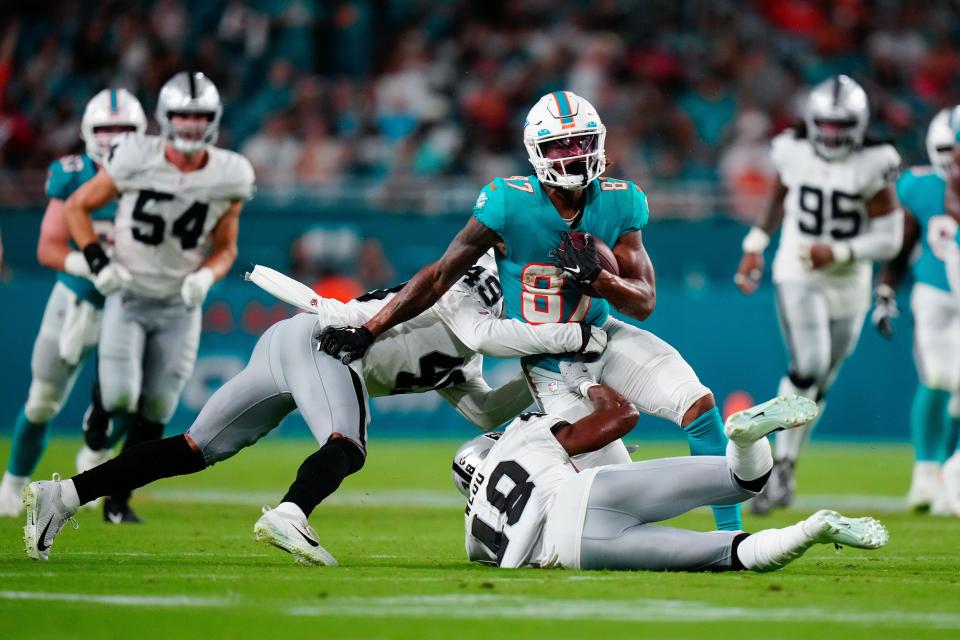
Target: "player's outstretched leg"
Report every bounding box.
[23,473,78,561]
[724,395,820,445]
[682,395,742,531]
[736,509,888,572]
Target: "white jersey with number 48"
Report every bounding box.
[464,411,579,568]
[771,131,900,316]
[105,134,255,299]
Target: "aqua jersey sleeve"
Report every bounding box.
[45,155,89,200]
[896,170,918,210]
[623,182,649,235]
[471,177,509,237]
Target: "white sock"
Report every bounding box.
[736,522,814,572]
[274,501,307,520]
[726,438,773,482]
[61,480,81,510]
[2,471,30,487]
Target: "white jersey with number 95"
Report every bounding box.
[104,134,255,299]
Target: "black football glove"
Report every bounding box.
[316,326,375,364]
[550,232,601,284]
[871,284,898,340]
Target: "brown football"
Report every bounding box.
[566,232,619,298]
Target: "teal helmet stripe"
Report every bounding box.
[552,91,575,125]
[109,89,118,113]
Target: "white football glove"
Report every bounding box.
[558,360,599,398]
[181,268,215,307]
[577,324,607,361]
[63,251,93,278]
[93,262,131,295]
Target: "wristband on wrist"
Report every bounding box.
[831,242,853,264]
[742,227,770,254]
[81,243,109,274]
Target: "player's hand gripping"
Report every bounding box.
[181,268,215,307]
[871,284,898,339]
[734,252,763,295]
[551,232,601,284]
[82,242,130,295]
[317,325,376,364]
[558,360,600,398]
[577,323,607,362]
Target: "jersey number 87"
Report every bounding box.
[520,263,590,323]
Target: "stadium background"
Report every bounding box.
[0,0,954,441]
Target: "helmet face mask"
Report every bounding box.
[156,72,223,154]
[804,75,869,161]
[926,106,958,178]
[451,433,501,497]
[81,88,147,165]
[524,92,607,191]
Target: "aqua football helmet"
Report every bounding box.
[80,89,147,165]
[451,432,501,497]
[804,75,869,160]
[156,71,223,154]
[523,91,606,191]
[926,106,959,178]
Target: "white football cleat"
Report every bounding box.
[725,395,819,445]
[254,504,337,567]
[906,461,942,513]
[23,474,78,561]
[941,453,960,516]
[802,509,889,549]
[74,446,111,511]
[0,473,29,517]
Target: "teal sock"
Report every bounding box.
[8,409,50,477]
[949,415,960,456]
[910,385,951,462]
[684,406,742,531]
[104,412,136,449]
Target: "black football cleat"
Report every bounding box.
[103,496,142,524]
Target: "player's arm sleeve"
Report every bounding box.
[621,183,650,235]
[863,145,902,199]
[470,178,508,237]
[102,134,143,192]
[44,160,75,201]
[230,155,257,201]
[436,372,533,432]
[435,289,583,357]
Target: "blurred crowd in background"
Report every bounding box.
[1,0,960,219]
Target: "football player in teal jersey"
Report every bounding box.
[886,108,960,515]
[0,89,146,517]
[319,91,742,531]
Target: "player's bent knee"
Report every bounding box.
[680,393,716,427]
[24,380,66,423]
[325,435,366,475]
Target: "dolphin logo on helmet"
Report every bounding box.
[80,88,147,165]
[804,75,869,160]
[155,71,223,154]
[523,91,607,191]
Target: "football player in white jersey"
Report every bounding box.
[0,89,146,517]
[455,371,888,572]
[22,255,607,562]
[62,72,255,522]
[735,75,904,514]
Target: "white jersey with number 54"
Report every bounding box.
[771,131,900,314]
[464,412,578,568]
[104,134,255,299]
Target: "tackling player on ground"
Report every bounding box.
[454,367,888,572]
[318,90,743,531]
[0,89,146,517]
[735,75,904,514]
[873,108,960,514]
[21,254,607,562]
[62,71,255,523]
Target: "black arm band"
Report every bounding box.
[82,243,109,274]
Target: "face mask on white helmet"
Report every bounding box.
[926,106,959,179]
[156,71,223,154]
[523,91,607,191]
[804,75,869,161]
[80,88,147,165]
[451,433,501,497]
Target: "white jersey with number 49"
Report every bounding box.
[105,134,255,299]
[771,131,900,316]
[464,412,578,568]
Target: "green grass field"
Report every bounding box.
[1,437,958,639]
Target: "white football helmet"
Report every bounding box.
[156,71,223,153]
[451,432,501,497]
[804,75,869,160]
[926,106,959,178]
[523,91,606,191]
[80,88,147,165]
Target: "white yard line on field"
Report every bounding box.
[145,487,911,513]
[0,590,229,608]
